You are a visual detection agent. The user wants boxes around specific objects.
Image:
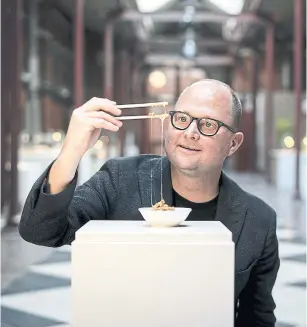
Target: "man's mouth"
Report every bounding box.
[178,145,201,152]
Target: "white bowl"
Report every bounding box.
[138,207,192,227]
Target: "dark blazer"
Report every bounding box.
[19,154,280,327]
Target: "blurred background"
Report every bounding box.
[1,0,306,326]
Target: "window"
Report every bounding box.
[136,0,173,13]
[207,0,244,15]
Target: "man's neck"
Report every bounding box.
[171,165,221,203]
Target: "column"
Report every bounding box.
[1,0,22,224]
[28,0,41,141]
[141,66,150,153]
[264,24,275,183]
[74,0,84,107]
[175,65,181,101]
[251,52,259,171]
[293,0,303,200]
[104,20,114,99]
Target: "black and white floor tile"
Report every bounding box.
[1,227,306,327]
[1,245,72,327]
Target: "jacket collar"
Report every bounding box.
[138,155,247,244]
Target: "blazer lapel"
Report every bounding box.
[215,172,247,245]
[138,156,173,208]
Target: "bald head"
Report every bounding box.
[177,79,242,129]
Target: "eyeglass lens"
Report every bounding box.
[172,112,219,135]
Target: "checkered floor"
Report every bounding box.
[1,226,306,327]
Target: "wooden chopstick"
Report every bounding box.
[116,101,168,109]
[117,114,169,121]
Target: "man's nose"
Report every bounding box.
[184,121,200,141]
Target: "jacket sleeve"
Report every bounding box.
[18,159,119,248]
[236,212,280,327]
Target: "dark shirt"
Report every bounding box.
[172,189,218,221]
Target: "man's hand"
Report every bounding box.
[48,97,123,193]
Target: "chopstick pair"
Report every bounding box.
[116,101,169,120]
[117,113,169,121]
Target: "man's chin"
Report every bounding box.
[177,164,198,172]
[169,157,198,171]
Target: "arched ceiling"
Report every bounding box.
[53,0,306,66]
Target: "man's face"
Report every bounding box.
[164,81,243,175]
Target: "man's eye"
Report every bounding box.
[176,114,187,122]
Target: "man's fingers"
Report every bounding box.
[89,118,120,132]
[88,111,123,127]
[81,97,122,116]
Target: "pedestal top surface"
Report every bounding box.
[74,221,232,243]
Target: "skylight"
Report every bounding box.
[207,0,244,15]
[136,0,172,13]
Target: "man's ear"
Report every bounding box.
[228,132,244,157]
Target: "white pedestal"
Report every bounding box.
[270,149,306,198]
[72,221,234,327]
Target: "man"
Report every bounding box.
[19,79,280,326]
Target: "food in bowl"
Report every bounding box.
[152,199,174,211]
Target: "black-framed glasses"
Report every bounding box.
[169,111,236,136]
